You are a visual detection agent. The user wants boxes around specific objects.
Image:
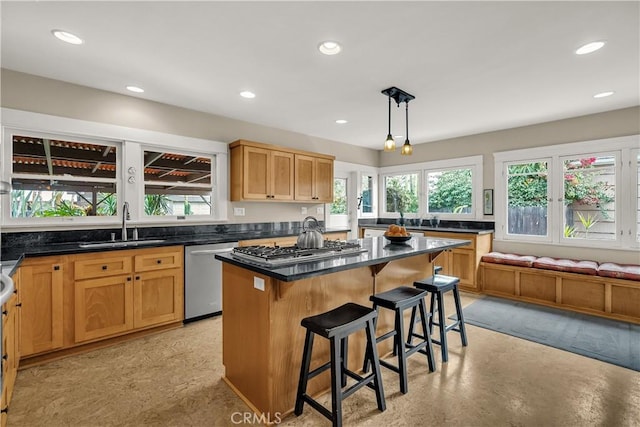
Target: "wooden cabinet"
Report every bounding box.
[19,257,65,356]
[229,139,334,203]
[1,269,20,423]
[294,154,334,202]
[74,247,183,343]
[230,142,294,201]
[423,231,492,292]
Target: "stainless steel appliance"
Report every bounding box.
[231,240,366,267]
[184,242,238,322]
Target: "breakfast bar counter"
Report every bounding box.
[215,236,469,418]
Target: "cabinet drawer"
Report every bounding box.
[134,249,183,272]
[75,256,132,280]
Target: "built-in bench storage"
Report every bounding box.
[480,252,640,324]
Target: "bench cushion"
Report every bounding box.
[481,252,537,267]
[533,257,599,275]
[597,263,640,281]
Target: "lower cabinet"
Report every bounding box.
[74,246,184,344]
[1,264,21,425]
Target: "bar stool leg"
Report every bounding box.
[365,318,386,411]
[330,338,343,427]
[295,330,315,415]
[361,306,379,373]
[428,292,436,332]
[453,287,468,346]
[395,307,409,394]
[341,336,349,387]
[418,299,436,372]
[436,292,448,362]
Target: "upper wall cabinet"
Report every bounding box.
[229,140,334,202]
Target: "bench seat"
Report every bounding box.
[480,254,640,324]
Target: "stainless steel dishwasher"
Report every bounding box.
[184,242,238,322]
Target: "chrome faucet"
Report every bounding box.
[122,202,130,241]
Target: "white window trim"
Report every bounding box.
[379,155,483,220]
[493,134,639,250]
[1,108,228,229]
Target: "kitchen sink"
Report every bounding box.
[78,239,166,249]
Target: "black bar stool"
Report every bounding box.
[363,286,435,394]
[409,274,468,362]
[295,303,386,427]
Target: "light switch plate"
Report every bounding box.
[301,207,308,214]
[253,277,265,291]
[316,206,324,214]
[234,207,245,216]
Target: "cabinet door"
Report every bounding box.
[243,146,271,200]
[19,262,64,356]
[74,275,134,342]
[314,157,334,202]
[294,154,315,201]
[133,268,184,329]
[270,150,294,200]
[2,294,18,407]
[450,249,476,289]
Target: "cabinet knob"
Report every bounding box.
[53,265,60,271]
[1,310,6,316]
[127,277,132,281]
[2,354,7,361]
[102,265,108,270]
[1,406,7,414]
[156,259,162,264]
[135,276,140,280]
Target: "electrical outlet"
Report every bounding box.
[301,207,308,214]
[316,206,324,214]
[234,207,245,216]
[253,277,265,291]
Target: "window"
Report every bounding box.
[360,174,374,214]
[331,177,347,215]
[426,167,473,215]
[8,131,119,219]
[506,161,549,237]
[495,135,638,249]
[143,149,214,217]
[562,154,615,241]
[383,173,419,215]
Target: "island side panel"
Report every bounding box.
[269,266,375,416]
[222,263,273,414]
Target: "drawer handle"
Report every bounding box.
[1,407,7,414]
[102,265,108,270]
[1,310,6,316]
[2,354,7,361]
[15,303,22,307]
[156,260,162,264]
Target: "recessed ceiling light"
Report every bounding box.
[240,91,256,99]
[51,30,83,45]
[318,41,342,55]
[335,119,348,124]
[593,91,614,98]
[575,41,605,55]
[126,86,144,93]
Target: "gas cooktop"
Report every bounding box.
[231,240,367,267]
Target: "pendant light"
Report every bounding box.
[384,96,395,151]
[381,87,415,155]
[400,101,413,155]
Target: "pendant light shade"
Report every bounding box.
[381,86,414,155]
[384,96,396,151]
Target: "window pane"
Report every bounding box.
[360,174,374,214]
[385,173,418,214]
[563,156,615,240]
[507,162,548,236]
[331,178,347,214]
[143,149,214,216]
[427,168,472,214]
[13,135,117,179]
[11,179,116,217]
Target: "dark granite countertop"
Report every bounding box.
[215,235,470,282]
[360,224,494,235]
[0,227,351,275]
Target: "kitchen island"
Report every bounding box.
[215,235,469,418]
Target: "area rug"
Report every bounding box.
[457,296,640,371]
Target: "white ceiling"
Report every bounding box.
[1,1,638,150]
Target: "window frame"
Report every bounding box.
[494,135,638,250]
[1,108,229,230]
[379,155,483,220]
